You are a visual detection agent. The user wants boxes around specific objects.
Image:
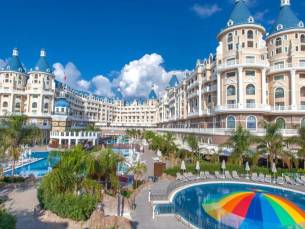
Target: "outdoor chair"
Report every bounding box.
[277,176,285,185]
[204,171,214,179]
[295,177,305,186]
[258,173,265,182]
[265,175,272,183]
[251,173,258,181]
[225,171,233,179]
[232,171,240,179]
[285,176,297,185]
[215,171,225,179]
[176,173,183,181]
[301,176,305,184]
[199,171,206,179]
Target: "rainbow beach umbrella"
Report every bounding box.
[202,191,305,229]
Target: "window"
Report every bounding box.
[227,116,236,129]
[227,33,233,43]
[301,87,305,97]
[274,75,284,80]
[32,102,37,109]
[277,24,283,31]
[247,30,254,39]
[276,37,282,46]
[301,45,305,51]
[247,41,254,48]
[44,103,49,109]
[226,72,236,78]
[246,99,256,108]
[301,118,305,127]
[275,88,284,98]
[2,102,8,108]
[246,70,255,77]
[227,58,236,65]
[300,60,305,67]
[246,84,255,95]
[301,35,305,43]
[276,118,285,129]
[247,116,256,129]
[227,85,236,96]
[208,94,212,103]
[246,56,255,64]
[15,102,20,108]
[228,44,233,51]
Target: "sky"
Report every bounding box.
[0,0,304,98]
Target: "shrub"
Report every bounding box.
[2,176,25,184]
[0,209,16,229]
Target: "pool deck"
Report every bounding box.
[4,158,45,174]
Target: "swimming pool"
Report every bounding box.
[155,183,305,229]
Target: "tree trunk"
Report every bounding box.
[12,160,15,176]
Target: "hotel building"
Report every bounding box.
[157,0,305,144]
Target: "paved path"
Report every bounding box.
[131,186,187,229]
[4,184,68,229]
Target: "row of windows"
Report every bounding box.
[2,102,49,109]
[227,84,255,96]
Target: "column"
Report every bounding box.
[261,68,267,106]
[291,70,297,110]
[217,73,221,107]
[238,67,243,108]
[198,84,202,115]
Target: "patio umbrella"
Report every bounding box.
[157,150,162,157]
[245,161,250,179]
[221,160,226,171]
[181,160,186,173]
[196,161,200,172]
[272,162,277,174]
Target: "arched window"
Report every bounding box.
[227,33,233,43]
[300,87,305,97]
[276,118,286,129]
[275,88,284,98]
[227,85,236,96]
[44,103,49,109]
[208,94,212,103]
[32,102,37,109]
[247,116,257,129]
[276,37,282,46]
[301,34,305,43]
[15,102,20,108]
[246,84,255,95]
[247,30,254,39]
[227,116,236,129]
[2,102,8,108]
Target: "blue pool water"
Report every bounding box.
[4,151,58,177]
[5,148,133,177]
[155,183,305,229]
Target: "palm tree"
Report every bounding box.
[223,125,253,166]
[186,134,200,161]
[129,161,147,188]
[255,121,286,169]
[287,126,305,169]
[0,115,42,176]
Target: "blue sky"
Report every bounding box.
[0,0,304,98]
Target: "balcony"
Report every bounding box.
[215,104,270,112]
[269,62,305,74]
[202,85,217,93]
[217,59,268,72]
[187,81,199,91]
[187,92,199,99]
[188,111,199,117]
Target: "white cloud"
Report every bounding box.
[0,59,7,69]
[254,10,268,21]
[53,54,188,99]
[192,4,222,18]
[91,75,114,97]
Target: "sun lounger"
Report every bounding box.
[225,171,233,179]
[232,171,240,179]
[277,176,285,185]
[265,175,272,183]
[176,173,184,181]
[215,171,224,179]
[204,171,214,179]
[185,172,196,181]
[295,177,305,186]
[258,173,265,182]
[199,171,206,179]
[285,176,296,185]
[251,173,258,181]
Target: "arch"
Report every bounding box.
[246,84,255,95]
[276,118,286,129]
[247,116,257,129]
[301,34,305,43]
[227,33,233,43]
[227,116,236,129]
[301,117,305,127]
[247,30,254,39]
[32,102,37,109]
[2,102,8,108]
[227,85,236,96]
[276,37,282,46]
[300,87,305,97]
[275,88,284,98]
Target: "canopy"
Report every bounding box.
[203,191,305,228]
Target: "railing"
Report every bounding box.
[270,63,305,72]
[187,92,199,99]
[202,85,217,93]
[217,59,268,70]
[50,131,99,138]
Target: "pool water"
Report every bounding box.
[4,151,58,177]
[156,183,305,229]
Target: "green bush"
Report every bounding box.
[38,188,97,221]
[0,209,16,229]
[2,176,25,184]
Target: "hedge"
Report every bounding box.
[0,209,16,229]
[38,189,98,221]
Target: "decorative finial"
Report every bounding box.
[281,0,290,7]
[40,48,46,57]
[12,48,19,57]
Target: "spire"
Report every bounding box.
[148,85,157,100]
[33,48,52,73]
[3,48,25,73]
[40,48,46,57]
[269,0,304,35]
[168,75,179,88]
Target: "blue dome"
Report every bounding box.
[55,98,70,108]
[3,48,25,73]
[33,49,52,73]
[148,89,157,100]
[168,75,179,88]
[226,0,255,28]
[269,4,304,35]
